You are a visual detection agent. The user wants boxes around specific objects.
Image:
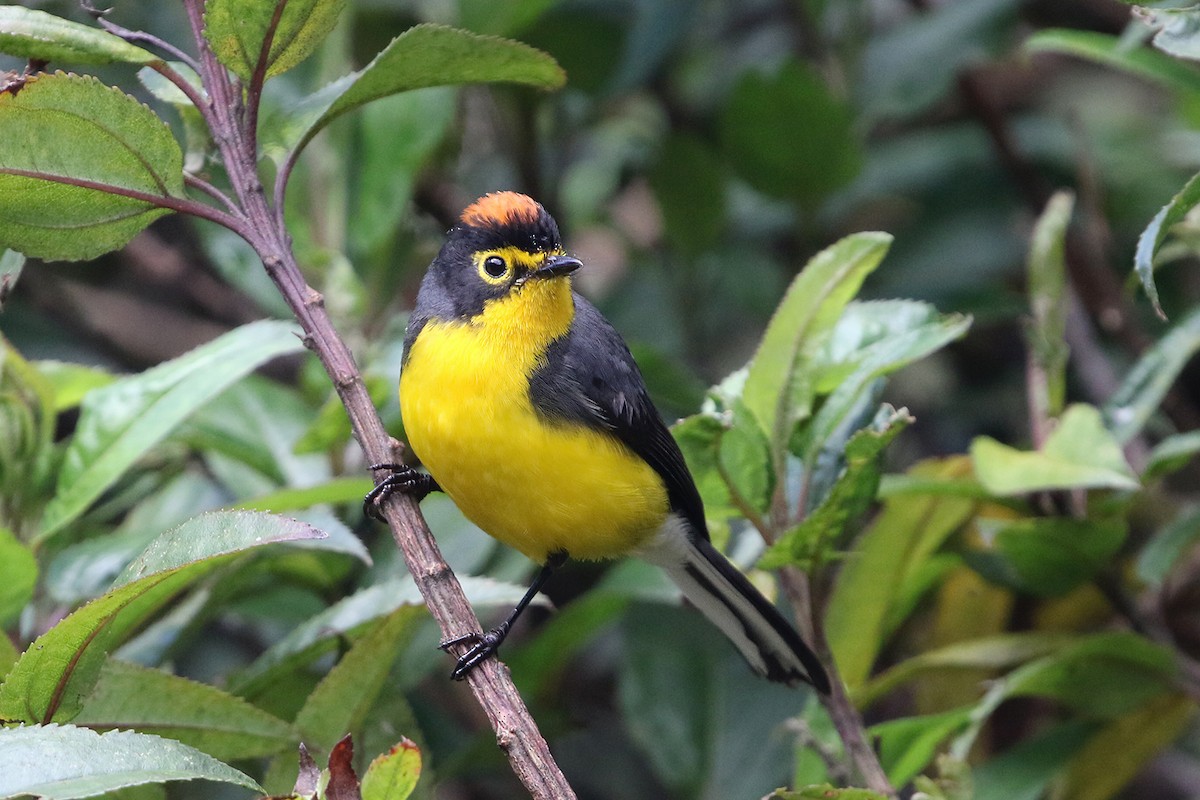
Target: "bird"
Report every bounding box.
[367,191,830,693]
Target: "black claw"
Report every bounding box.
[363,463,440,521]
[444,624,510,681]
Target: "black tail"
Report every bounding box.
[641,520,831,693]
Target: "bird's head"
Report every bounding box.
[430,192,582,319]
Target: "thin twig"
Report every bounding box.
[245,0,289,158]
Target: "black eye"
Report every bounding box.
[483,255,507,278]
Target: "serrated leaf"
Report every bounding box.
[0,511,322,723]
[72,659,295,760]
[288,24,563,168]
[760,406,911,569]
[971,404,1138,494]
[0,724,261,798]
[0,7,157,65]
[39,320,304,541]
[204,0,346,81]
[743,232,892,457]
[360,738,420,800]
[1103,307,1200,443]
[0,72,183,261]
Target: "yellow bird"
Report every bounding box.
[368,191,829,693]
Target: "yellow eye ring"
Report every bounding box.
[478,254,511,284]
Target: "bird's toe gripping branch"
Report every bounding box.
[363,462,441,520]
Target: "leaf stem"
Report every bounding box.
[184,173,242,216]
[80,1,203,73]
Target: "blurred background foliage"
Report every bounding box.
[4,0,1200,798]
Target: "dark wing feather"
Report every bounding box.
[529,294,708,539]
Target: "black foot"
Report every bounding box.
[363,463,440,521]
[439,623,511,681]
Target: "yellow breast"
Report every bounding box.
[399,280,669,563]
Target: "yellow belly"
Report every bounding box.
[399,315,669,564]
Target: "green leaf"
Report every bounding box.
[770,786,888,800]
[719,60,861,206]
[743,232,892,456]
[872,709,972,787]
[1134,171,1200,320]
[0,247,23,303]
[1056,692,1193,800]
[1144,430,1200,480]
[293,606,422,753]
[39,320,304,541]
[0,525,35,626]
[649,134,725,259]
[1103,307,1200,443]
[0,724,262,798]
[971,404,1138,494]
[827,458,978,690]
[235,477,375,512]
[0,72,184,261]
[204,0,346,81]
[673,414,736,519]
[0,511,323,723]
[288,24,563,169]
[972,722,1094,800]
[1136,505,1200,586]
[1025,29,1200,99]
[967,517,1126,597]
[359,738,421,800]
[0,7,158,65]
[1026,191,1073,417]
[761,406,911,569]
[718,403,774,515]
[72,659,295,760]
[34,360,114,412]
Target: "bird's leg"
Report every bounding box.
[363,463,441,521]
[442,551,568,681]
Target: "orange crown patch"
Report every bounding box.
[460,192,542,229]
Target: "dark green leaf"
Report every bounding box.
[0,724,261,798]
[1144,430,1200,480]
[72,659,295,760]
[204,0,346,80]
[649,134,725,259]
[966,516,1126,597]
[0,7,157,65]
[39,320,304,540]
[0,72,184,261]
[1136,505,1200,586]
[1103,307,1200,443]
[1134,171,1200,320]
[288,24,563,169]
[0,525,35,626]
[719,60,860,206]
[972,721,1094,800]
[872,709,972,787]
[971,404,1138,494]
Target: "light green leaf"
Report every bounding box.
[1103,307,1200,443]
[761,406,911,569]
[0,511,322,723]
[73,659,295,760]
[0,7,157,65]
[34,360,114,412]
[0,525,35,626]
[743,232,892,457]
[1026,28,1200,99]
[0,724,261,798]
[770,786,888,800]
[872,709,972,787]
[827,458,978,690]
[39,320,304,540]
[288,24,563,169]
[0,72,183,261]
[360,738,421,800]
[1134,171,1200,321]
[971,404,1138,494]
[235,477,375,512]
[1026,191,1073,417]
[204,0,346,81]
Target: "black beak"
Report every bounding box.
[533,254,583,280]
